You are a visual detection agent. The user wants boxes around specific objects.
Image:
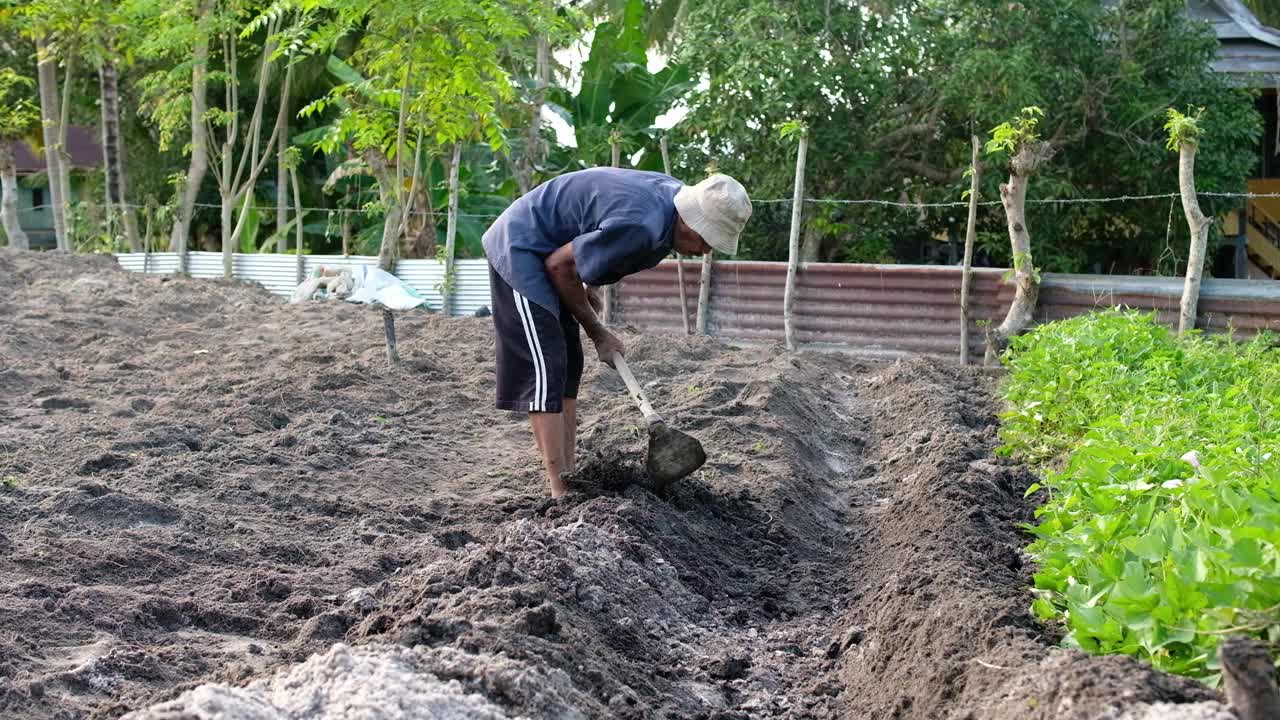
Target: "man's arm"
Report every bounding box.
[545,244,623,364]
[585,284,604,314]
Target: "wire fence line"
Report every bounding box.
[20,190,1278,220]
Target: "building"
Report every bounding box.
[9,127,103,249]
[1193,0,1280,278]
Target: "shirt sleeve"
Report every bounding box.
[571,220,662,287]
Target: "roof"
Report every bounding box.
[10,126,104,174]
[1189,0,1280,79]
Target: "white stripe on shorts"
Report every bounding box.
[512,288,547,411]
[520,293,549,411]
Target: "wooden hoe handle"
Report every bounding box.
[612,355,663,426]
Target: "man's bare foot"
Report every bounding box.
[549,472,569,499]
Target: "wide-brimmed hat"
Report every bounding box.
[674,174,752,256]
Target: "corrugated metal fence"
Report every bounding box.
[115,252,491,316]
[616,260,1280,355]
[115,253,1280,355]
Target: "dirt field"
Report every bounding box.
[0,248,1227,719]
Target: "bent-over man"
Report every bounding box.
[482,167,751,498]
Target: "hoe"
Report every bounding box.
[612,354,707,487]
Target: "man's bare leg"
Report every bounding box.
[529,412,568,498]
[562,398,577,475]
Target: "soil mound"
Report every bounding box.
[0,249,1223,719]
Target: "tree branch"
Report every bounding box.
[895,158,964,184]
[875,122,937,148]
[231,17,280,193]
[323,160,374,194]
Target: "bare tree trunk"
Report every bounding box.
[35,36,70,252]
[378,205,401,271]
[99,56,141,251]
[57,52,76,250]
[219,36,290,276]
[364,148,398,272]
[0,145,29,249]
[985,141,1054,364]
[171,1,212,273]
[1177,140,1209,335]
[959,135,981,365]
[100,97,113,220]
[442,142,463,315]
[275,94,289,253]
[341,215,351,256]
[219,192,233,274]
[660,136,691,335]
[782,134,808,351]
[515,34,551,195]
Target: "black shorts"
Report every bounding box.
[489,264,584,413]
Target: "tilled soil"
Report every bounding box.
[0,248,1224,719]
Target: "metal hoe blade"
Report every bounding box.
[646,420,707,487]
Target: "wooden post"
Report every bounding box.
[960,135,982,365]
[602,133,621,325]
[291,166,304,284]
[382,308,400,365]
[661,136,692,335]
[443,142,462,316]
[696,254,712,335]
[782,133,808,351]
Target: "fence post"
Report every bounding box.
[960,135,981,365]
[696,254,712,335]
[602,132,621,325]
[661,136,692,335]
[782,132,808,351]
[382,308,400,365]
[291,166,305,285]
[443,142,462,316]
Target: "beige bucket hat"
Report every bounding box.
[674,174,752,256]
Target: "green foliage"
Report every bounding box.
[673,0,1260,271]
[0,68,40,142]
[1164,107,1205,152]
[1001,310,1280,682]
[300,0,552,156]
[777,119,808,141]
[545,0,692,169]
[984,106,1043,158]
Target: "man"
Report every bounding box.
[482,167,752,498]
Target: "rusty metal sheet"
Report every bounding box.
[617,260,1280,356]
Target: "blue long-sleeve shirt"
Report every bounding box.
[482,168,682,316]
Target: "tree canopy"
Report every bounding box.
[672,0,1261,272]
[0,0,1267,276]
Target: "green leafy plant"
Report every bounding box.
[984,106,1043,157]
[777,119,808,141]
[1001,310,1280,683]
[544,0,692,170]
[2,475,18,490]
[1164,107,1205,152]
